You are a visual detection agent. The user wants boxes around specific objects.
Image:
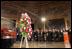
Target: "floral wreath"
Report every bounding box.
[20,13,32,39]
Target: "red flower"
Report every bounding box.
[21,28,23,30]
[20,17,22,19]
[22,20,24,22]
[27,28,28,30]
[29,24,31,26]
[29,27,31,29]
[22,30,23,32]
[27,18,31,22]
[27,25,29,27]
[27,24,30,27]
[24,23,27,25]
[28,31,30,33]
[28,20,30,22]
[21,29,23,32]
[23,16,25,18]
[24,17,26,20]
[27,18,29,20]
[26,30,27,32]
[30,34,32,36]
[28,37,30,39]
[25,28,28,32]
[31,29,32,31]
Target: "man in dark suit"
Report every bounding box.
[14,24,21,41]
[47,30,52,42]
[46,30,49,41]
[40,30,43,41]
[60,29,64,42]
[44,30,47,41]
[34,30,38,41]
[55,30,59,42]
[42,30,45,41]
[31,30,34,41]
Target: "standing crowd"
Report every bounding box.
[31,29,71,43]
[15,24,71,44]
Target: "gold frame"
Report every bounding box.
[4,17,18,26]
[46,16,68,29]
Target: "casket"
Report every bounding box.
[1,26,16,48]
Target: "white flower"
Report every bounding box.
[28,22,29,24]
[31,32,32,34]
[25,13,28,16]
[29,29,31,31]
[21,19,23,21]
[26,16,28,18]
[25,18,26,20]
[24,27,26,30]
[29,35,31,38]
[28,33,29,35]
[27,20,28,22]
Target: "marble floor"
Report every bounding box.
[11,41,65,48]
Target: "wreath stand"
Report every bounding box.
[20,35,29,48]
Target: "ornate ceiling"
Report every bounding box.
[1,1,71,29]
[1,1,71,18]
